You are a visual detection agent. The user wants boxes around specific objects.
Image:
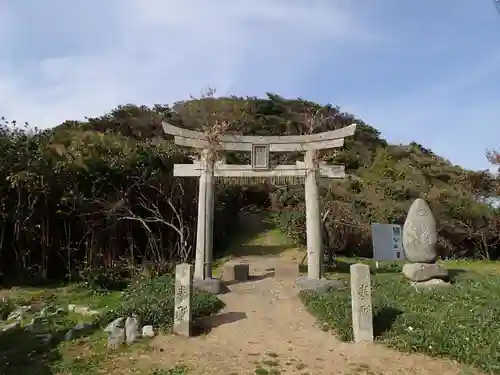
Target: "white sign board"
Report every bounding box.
[371,223,404,261]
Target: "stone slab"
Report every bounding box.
[193,278,229,295]
[411,278,452,291]
[221,263,250,282]
[402,263,448,282]
[295,276,343,293]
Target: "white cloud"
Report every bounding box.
[0,0,381,128]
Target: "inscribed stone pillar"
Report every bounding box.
[350,263,373,343]
[304,149,322,280]
[173,263,193,337]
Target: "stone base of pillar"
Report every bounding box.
[294,276,343,294]
[193,278,229,295]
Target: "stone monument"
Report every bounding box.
[402,199,450,290]
[173,263,193,336]
[350,263,373,343]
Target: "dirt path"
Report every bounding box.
[135,215,476,375]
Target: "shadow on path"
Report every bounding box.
[194,312,248,335]
[224,271,275,286]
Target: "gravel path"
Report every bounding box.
[143,225,474,375]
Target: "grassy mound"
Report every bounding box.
[106,275,224,330]
[300,261,500,374]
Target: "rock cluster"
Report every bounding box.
[0,301,156,349]
[0,303,99,344]
[402,198,451,290]
[105,315,155,349]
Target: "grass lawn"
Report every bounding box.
[0,285,123,375]
[0,277,221,375]
[301,257,500,375]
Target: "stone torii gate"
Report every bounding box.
[162,121,356,284]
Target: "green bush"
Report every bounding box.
[300,269,500,374]
[81,263,136,292]
[106,275,224,330]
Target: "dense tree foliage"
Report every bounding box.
[0,112,242,284]
[0,94,498,284]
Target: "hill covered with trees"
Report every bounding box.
[0,93,498,284]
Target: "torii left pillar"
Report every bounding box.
[304,149,323,280]
[194,149,215,280]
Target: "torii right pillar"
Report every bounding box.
[304,149,323,280]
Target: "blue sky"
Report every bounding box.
[0,0,499,172]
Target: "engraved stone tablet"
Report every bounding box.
[173,263,193,336]
[251,144,270,169]
[402,199,438,263]
[350,263,373,343]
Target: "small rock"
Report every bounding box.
[74,306,90,316]
[412,278,452,291]
[107,326,125,349]
[64,329,74,341]
[55,308,67,316]
[125,315,141,344]
[39,333,54,345]
[403,263,448,282]
[142,325,155,337]
[74,322,93,331]
[25,316,47,333]
[1,321,20,332]
[7,306,31,321]
[39,305,58,317]
[104,317,125,333]
[65,322,94,341]
[30,302,46,314]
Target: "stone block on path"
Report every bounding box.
[221,263,249,282]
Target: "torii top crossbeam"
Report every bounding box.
[162,121,357,152]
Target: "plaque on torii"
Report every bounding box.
[162,121,356,281]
